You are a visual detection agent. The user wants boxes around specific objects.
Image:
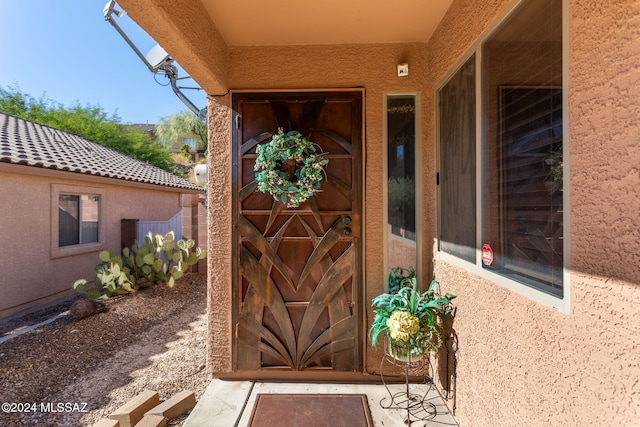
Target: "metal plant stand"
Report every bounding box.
[379,347,438,425]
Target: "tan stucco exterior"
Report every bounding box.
[118,0,640,424]
[427,0,640,425]
[0,164,202,319]
[202,43,430,374]
[205,96,233,372]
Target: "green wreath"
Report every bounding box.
[254,129,328,208]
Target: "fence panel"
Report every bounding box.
[136,212,182,244]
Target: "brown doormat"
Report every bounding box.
[248,394,373,427]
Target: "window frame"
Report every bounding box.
[435,0,570,313]
[51,184,106,259]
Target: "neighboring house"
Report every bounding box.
[118,0,639,425]
[0,113,205,319]
[126,123,157,139]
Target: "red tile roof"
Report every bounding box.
[0,113,203,192]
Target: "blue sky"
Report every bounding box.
[0,0,207,124]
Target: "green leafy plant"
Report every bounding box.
[254,129,328,208]
[387,177,415,215]
[545,151,563,181]
[388,266,415,294]
[73,231,206,299]
[369,277,456,358]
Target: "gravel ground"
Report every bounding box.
[0,273,209,427]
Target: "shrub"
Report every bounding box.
[73,231,206,299]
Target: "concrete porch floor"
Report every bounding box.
[183,379,458,426]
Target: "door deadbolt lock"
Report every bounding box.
[342,216,352,225]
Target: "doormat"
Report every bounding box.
[248,394,373,427]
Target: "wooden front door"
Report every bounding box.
[232,91,363,376]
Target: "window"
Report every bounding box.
[58,194,100,247]
[438,0,565,301]
[439,55,476,263]
[387,95,418,271]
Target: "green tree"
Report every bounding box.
[0,86,176,172]
[156,110,208,154]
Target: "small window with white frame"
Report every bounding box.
[51,184,105,258]
[58,194,100,247]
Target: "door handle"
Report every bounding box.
[342,227,352,236]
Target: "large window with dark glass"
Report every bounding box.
[438,55,476,263]
[438,0,564,298]
[482,0,563,296]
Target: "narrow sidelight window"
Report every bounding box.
[387,95,417,270]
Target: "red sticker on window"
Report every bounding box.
[482,244,493,266]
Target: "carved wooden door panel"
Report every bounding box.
[232,91,363,375]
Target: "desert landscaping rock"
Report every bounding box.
[69,298,107,320]
[0,273,208,427]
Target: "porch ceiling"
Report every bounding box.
[116,0,453,95]
[201,0,454,46]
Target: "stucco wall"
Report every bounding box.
[206,97,233,373]
[204,43,433,374]
[428,0,640,425]
[0,167,192,318]
[120,0,639,422]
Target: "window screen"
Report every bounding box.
[481,0,563,296]
[59,194,100,247]
[438,55,477,263]
[437,0,564,298]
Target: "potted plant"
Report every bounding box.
[369,277,456,362]
[387,266,415,294]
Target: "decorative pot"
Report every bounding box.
[387,339,426,362]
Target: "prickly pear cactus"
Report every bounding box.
[72,231,207,299]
